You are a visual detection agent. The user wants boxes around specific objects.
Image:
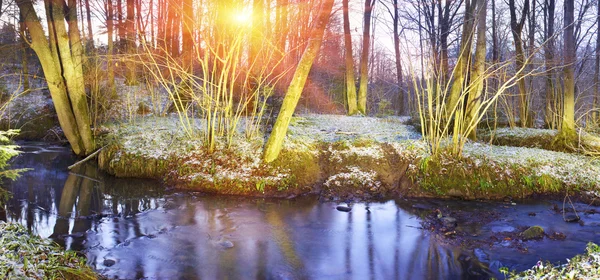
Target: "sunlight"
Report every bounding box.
[232,11,251,25]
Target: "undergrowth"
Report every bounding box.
[506,242,600,279]
[0,222,98,279]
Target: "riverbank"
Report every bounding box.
[0,222,98,279]
[95,115,600,202]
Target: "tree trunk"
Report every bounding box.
[182,0,194,69]
[446,0,476,118]
[465,0,487,140]
[509,0,530,127]
[343,0,358,115]
[17,0,95,156]
[357,0,376,115]
[107,0,116,96]
[19,13,29,92]
[492,0,498,63]
[85,0,94,49]
[560,0,576,137]
[393,0,404,115]
[263,0,335,163]
[544,0,557,128]
[593,0,600,121]
[117,0,125,45]
[125,0,137,84]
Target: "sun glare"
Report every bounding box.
[232,12,251,24]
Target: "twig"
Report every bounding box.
[67,146,107,170]
[68,172,102,183]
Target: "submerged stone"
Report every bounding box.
[564,214,580,223]
[441,217,457,228]
[218,239,234,249]
[521,226,544,241]
[103,259,116,267]
[336,206,352,212]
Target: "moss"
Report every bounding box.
[407,151,570,199]
[479,129,556,150]
[521,226,544,241]
[98,144,171,179]
[270,146,321,189]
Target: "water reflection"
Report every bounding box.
[7,143,598,279]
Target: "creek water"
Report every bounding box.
[3,143,600,279]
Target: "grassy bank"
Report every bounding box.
[96,115,600,201]
[507,242,600,279]
[0,222,98,279]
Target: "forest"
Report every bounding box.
[0,0,600,278]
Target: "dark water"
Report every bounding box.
[3,143,600,279]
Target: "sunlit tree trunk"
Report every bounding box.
[342,0,358,115]
[17,0,94,156]
[465,0,487,140]
[446,0,476,118]
[559,0,576,138]
[182,0,194,69]
[263,0,335,163]
[509,0,530,127]
[125,0,137,84]
[357,0,376,115]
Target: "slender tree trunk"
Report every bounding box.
[593,0,600,121]
[439,1,451,83]
[170,4,181,57]
[117,0,125,45]
[509,0,530,127]
[182,0,194,70]
[149,0,154,48]
[465,0,487,139]
[492,0,498,63]
[343,0,358,115]
[125,0,137,84]
[107,0,116,96]
[165,0,174,54]
[19,13,29,92]
[85,0,94,49]
[560,0,576,137]
[393,0,404,115]
[263,0,335,163]
[544,0,557,128]
[357,0,376,115]
[446,0,476,118]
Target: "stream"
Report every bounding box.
[3,143,600,279]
